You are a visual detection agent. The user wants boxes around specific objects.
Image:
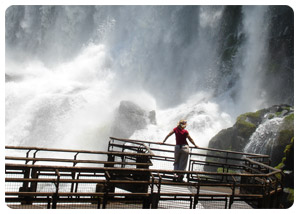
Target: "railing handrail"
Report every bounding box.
[243,157,282,176]
[109,138,154,156]
[5,156,153,166]
[5,138,279,176]
[5,145,152,157]
[5,136,269,160]
[5,163,272,178]
[110,137,270,158]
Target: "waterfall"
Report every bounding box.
[244,117,284,155]
[5,6,293,150]
[233,6,270,114]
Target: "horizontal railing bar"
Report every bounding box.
[5,191,150,197]
[5,163,270,178]
[110,137,270,158]
[5,178,151,184]
[109,137,154,155]
[148,147,247,162]
[109,143,154,156]
[5,178,264,188]
[150,155,174,161]
[190,159,244,167]
[5,156,152,166]
[5,191,264,198]
[7,154,246,171]
[108,144,145,151]
[5,145,153,157]
[243,158,281,176]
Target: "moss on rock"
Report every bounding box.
[206,104,293,208]
[235,111,262,138]
[278,129,294,147]
[235,119,256,137]
[275,137,294,208]
[283,113,294,127]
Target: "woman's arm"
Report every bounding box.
[187,134,200,148]
[162,130,175,143]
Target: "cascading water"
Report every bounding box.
[244,117,284,155]
[131,92,232,144]
[6,43,117,150]
[5,6,293,152]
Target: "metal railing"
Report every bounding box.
[5,137,283,209]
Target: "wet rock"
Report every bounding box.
[207,104,294,166]
[110,101,156,138]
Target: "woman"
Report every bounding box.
[162,119,200,182]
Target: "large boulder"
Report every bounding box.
[110,101,156,138]
[208,108,267,152]
[207,104,294,166]
[206,104,294,208]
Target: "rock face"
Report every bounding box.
[207,104,294,208]
[110,101,156,138]
[275,137,294,208]
[207,104,294,167]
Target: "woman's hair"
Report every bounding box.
[178,119,187,128]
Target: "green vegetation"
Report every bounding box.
[275,137,294,169]
[284,138,294,154]
[217,167,236,174]
[285,188,294,203]
[237,110,263,121]
[284,113,294,123]
[277,113,294,147]
[272,135,294,208]
[278,129,294,146]
[235,112,258,137]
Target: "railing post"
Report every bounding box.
[262,178,271,208]
[143,173,154,208]
[188,159,192,182]
[47,196,51,209]
[224,152,229,183]
[107,139,113,152]
[70,152,79,193]
[105,154,115,167]
[188,148,193,181]
[151,173,161,209]
[51,169,60,209]
[271,176,281,208]
[229,175,236,209]
[29,168,38,193]
[95,183,105,208]
[151,193,160,209]
[21,168,30,189]
[103,171,111,209]
[25,149,32,164]
[52,193,58,209]
[20,149,33,205]
[193,175,201,209]
[19,168,32,205]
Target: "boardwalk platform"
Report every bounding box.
[6,185,252,209]
[5,137,282,209]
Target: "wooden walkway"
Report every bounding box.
[5,137,282,209]
[7,185,252,209]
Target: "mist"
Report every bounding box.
[5,6,293,150]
